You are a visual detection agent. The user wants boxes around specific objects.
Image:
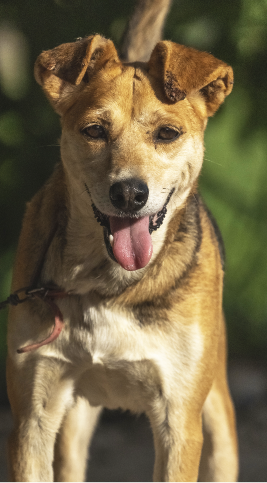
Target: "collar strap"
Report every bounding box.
[16,287,69,354]
[0,286,69,354]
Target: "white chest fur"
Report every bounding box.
[46,297,205,413]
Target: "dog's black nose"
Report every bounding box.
[109,179,149,213]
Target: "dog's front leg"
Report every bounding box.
[53,397,102,482]
[7,354,75,482]
[148,399,203,482]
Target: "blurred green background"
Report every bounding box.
[0,0,266,403]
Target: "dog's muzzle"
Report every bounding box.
[85,183,174,271]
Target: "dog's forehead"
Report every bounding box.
[86,63,165,112]
[64,63,197,131]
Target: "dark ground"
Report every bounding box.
[1,360,267,482]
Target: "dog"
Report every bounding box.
[7,0,238,480]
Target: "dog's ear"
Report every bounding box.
[34,35,121,115]
[148,41,233,116]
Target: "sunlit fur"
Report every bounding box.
[7,2,238,481]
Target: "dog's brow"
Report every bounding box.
[138,109,183,127]
[89,109,112,120]
[80,109,113,126]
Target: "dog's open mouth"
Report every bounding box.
[86,185,174,271]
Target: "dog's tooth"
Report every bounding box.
[109,234,114,247]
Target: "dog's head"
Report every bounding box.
[35,36,233,272]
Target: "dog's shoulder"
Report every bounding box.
[12,163,68,290]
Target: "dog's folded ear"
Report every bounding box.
[148,41,233,116]
[34,35,121,114]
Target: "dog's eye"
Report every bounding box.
[157,127,180,142]
[82,124,106,139]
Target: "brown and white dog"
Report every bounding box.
[7,0,238,480]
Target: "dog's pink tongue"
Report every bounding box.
[109,216,152,271]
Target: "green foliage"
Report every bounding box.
[0,0,266,402]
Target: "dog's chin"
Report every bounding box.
[87,187,174,271]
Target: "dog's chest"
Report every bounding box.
[77,301,167,367]
[59,299,174,410]
[63,304,173,412]
[56,298,204,412]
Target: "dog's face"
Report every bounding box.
[60,66,205,270]
[35,36,233,272]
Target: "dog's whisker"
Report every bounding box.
[79,189,88,196]
[204,157,223,167]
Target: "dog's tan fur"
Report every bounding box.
[7,1,238,481]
